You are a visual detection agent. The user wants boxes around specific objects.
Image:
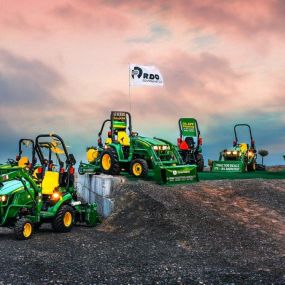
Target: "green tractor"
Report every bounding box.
[79,111,198,184]
[0,134,98,240]
[211,124,257,172]
[177,118,204,172]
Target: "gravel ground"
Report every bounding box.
[0,178,284,285]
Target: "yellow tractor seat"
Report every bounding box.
[18,156,29,168]
[239,143,248,153]
[105,138,112,145]
[42,171,59,195]
[117,131,130,146]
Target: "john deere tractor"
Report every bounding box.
[177,118,204,171]
[79,111,197,184]
[0,134,98,240]
[211,124,257,172]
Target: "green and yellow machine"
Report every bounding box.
[177,118,204,172]
[0,134,98,240]
[78,111,198,184]
[211,124,257,172]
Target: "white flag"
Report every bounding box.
[130,64,164,87]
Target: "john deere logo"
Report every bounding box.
[173,170,177,176]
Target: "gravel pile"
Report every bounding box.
[0,178,284,284]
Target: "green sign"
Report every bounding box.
[212,161,245,172]
[112,111,127,129]
[180,118,197,137]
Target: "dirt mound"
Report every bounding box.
[1,178,284,284]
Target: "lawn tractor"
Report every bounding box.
[0,134,98,240]
[78,111,198,184]
[211,124,257,172]
[177,118,204,172]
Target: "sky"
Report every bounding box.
[0,0,284,165]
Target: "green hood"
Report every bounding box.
[0,180,25,195]
[135,136,169,146]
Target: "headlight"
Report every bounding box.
[0,195,7,202]
[248,151,253,157]
[226,151,231,155]
[232,151,237,155]
[153,145,170,151]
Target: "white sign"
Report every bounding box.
[130,64,164,87]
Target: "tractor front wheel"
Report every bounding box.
[100,148,121,175]
[130,159,148,178]
[52,205,75,233]
[196,154,204,172]
[14,218,34,240]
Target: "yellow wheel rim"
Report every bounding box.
[102,153,111,170]
[63,212,72,227]
[133,162,142,176]
[23,223,32,238]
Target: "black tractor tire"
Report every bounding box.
[196,154,204,172]
[130,159,148,178]
[52,205,75,233]
[99,148,121,175]
[14,218,34,240]
[247,162,256,172]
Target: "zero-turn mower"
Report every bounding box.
[78,111,198,184]
[211,124,257,172]
[177,118,204,172]
[0,134,98,240]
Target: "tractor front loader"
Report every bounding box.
[79,111,198,184]
[211,124,257,172]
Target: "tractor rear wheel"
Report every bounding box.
[52,205,74,233]
[14,218,34,240]
[130,159,148,178]
[100,148,121,175]
[247,162,256,172]
[196,154,204,172]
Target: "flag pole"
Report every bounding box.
[128,64,132,113]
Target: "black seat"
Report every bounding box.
[185,137,195,148]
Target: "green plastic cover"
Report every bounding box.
[180,118,198,137]
[112,111,127,129]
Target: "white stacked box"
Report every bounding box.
[76,174,123,218]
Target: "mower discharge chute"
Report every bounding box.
[211,124,257,172]
[0,134,98,240]
[79,111,198,184]
[177,118,204,172]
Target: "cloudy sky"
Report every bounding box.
[0,0,284,165]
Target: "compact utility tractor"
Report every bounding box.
[211,124,257,172]
[79,111,198,184]
[177,118,204,172]
[0,134,98,240]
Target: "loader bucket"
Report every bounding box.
[154,164,198,184]
[212,161,245,173]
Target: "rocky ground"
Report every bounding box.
[0,178,284,285]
